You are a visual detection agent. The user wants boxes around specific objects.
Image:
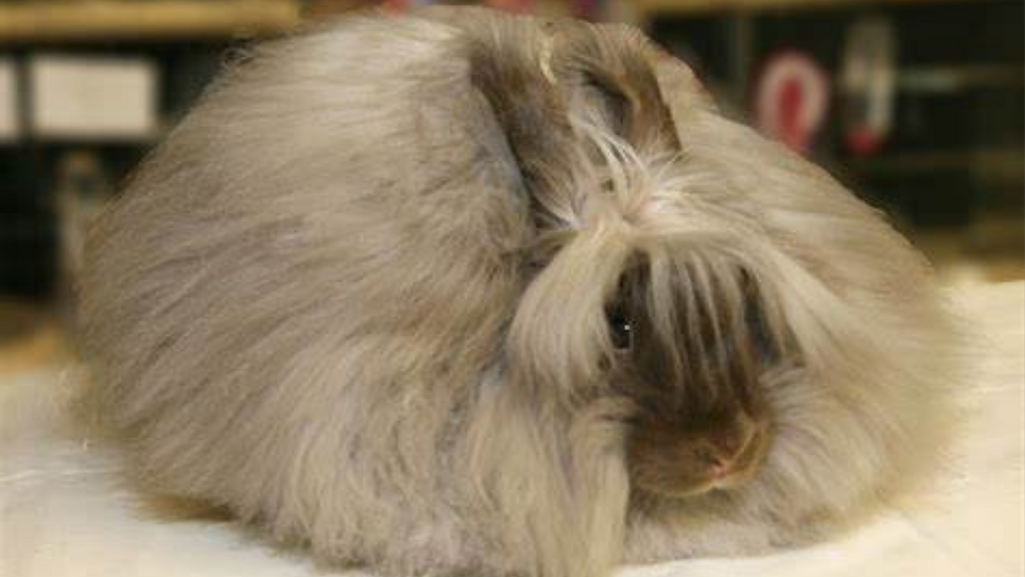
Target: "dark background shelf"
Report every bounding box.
[1,0,1022,300]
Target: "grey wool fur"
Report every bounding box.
[78,7,965,577]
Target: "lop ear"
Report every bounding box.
[460,16,582,227]
[553,22,683,156]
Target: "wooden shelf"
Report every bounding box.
[897,64,1025,93]
[636,0,993,17]
[848,148,1024,181]
[0,0,302,42]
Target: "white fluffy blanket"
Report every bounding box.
[2,282,1022,577]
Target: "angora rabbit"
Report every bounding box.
[79,7,963,577]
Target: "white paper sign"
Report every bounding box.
[0,59,18,142]
[29,55,157,140]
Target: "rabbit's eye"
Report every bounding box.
[607,304,633,350]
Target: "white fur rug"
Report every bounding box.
[1,282,1022,577]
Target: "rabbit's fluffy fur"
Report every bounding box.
[79,8,963,577]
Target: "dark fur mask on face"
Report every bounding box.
[608,263,782,498]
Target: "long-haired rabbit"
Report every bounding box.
[78,7,964,577]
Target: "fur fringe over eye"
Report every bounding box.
[77,7,966,577]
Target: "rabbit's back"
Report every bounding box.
[79,14,532,572]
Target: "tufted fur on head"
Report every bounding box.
[78,7,964,577]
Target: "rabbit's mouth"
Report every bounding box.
[625,408,773,499]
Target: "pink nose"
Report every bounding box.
[710,458,730,478]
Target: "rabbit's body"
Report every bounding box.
[79,8,963,577]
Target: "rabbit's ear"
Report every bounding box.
[555,23,683,156]
[465,20,582,227]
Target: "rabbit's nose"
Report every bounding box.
[706,420,760,474]
[709,457,730,479]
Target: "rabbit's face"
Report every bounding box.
[608,263,778,498]
[470,18,794,500]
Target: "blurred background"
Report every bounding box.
[0,0,1022,362]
